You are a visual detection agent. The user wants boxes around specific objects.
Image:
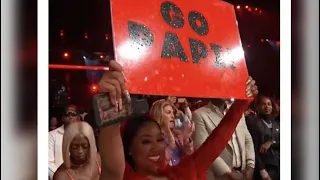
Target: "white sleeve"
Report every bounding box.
[48,132,57,179]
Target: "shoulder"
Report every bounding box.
[192,106,209,119]
[49,126,64,136]
[53,165,69,180]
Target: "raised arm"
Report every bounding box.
[191,77,258,176]
[98,60,127,180]
[99,125,125,180]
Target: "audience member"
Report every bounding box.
[49,105,81,179]
[246,96,280,180]
[53,121,101,180]
[193,99,256,180]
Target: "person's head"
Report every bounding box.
[150,100,175,129]
[122,114,166,176]
[255,96,277,117]
[50,117,58,126]
[210,98,228,112]
[62,105,81,127]
[62,121,97,168]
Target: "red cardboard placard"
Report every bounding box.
[110,0,249,99]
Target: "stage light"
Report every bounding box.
[60,30,64,37]
[100,55,104,59]
[245,5,248,9]
[248,8,252,12]
[91,85,98,92]
[266,39,269,41]
[259,10,262,14]
[84,32,88,39]
[105,34,109,40]
[260,39,265,43]
[255,8,258,11]
[63,52,69,58]
[236,5,240,9]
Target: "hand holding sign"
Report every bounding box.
[111,0,249,99]
[94,60,150,127]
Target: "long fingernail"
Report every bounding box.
[111,99,116,106]
[114,101,119,112]
[119,98,123,111]
[123,89,131,102]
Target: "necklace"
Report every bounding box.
[262,119,273,128]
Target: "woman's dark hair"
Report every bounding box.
[121,114,161,169]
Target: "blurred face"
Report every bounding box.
[130,122,166,175]
[258,97,273,115]
[51,117,58,126]
[63,106,80,127]
[70,134,90,165]
[162,105,175,128]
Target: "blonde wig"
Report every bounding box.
[150,99,177,148]
[62,121,97,169]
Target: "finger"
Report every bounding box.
[99,82,117,106]
[108,60,123,72]
[249,79,256,87]
[104,78,122,110]
[246,76,253,85]
[111,71,127,93]
[251,85,258,92]
[246,92,253,97]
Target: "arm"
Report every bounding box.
[184,106,192,120]
[243,117,255,167]
[99,124,125,180]
[191,100,251,176]
[250,122,266,172]
[192,112,231,176]
[48,133,57,179]
[271,122,280,149]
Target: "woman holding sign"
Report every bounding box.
[98,60,258,180]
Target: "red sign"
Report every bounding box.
[110,0,249,99]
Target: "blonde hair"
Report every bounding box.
[150,99,177,148]
[62,121,97,169]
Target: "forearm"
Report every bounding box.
[184,107,192,120]
[99,124,125,179]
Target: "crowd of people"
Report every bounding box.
[48,61,280,180]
